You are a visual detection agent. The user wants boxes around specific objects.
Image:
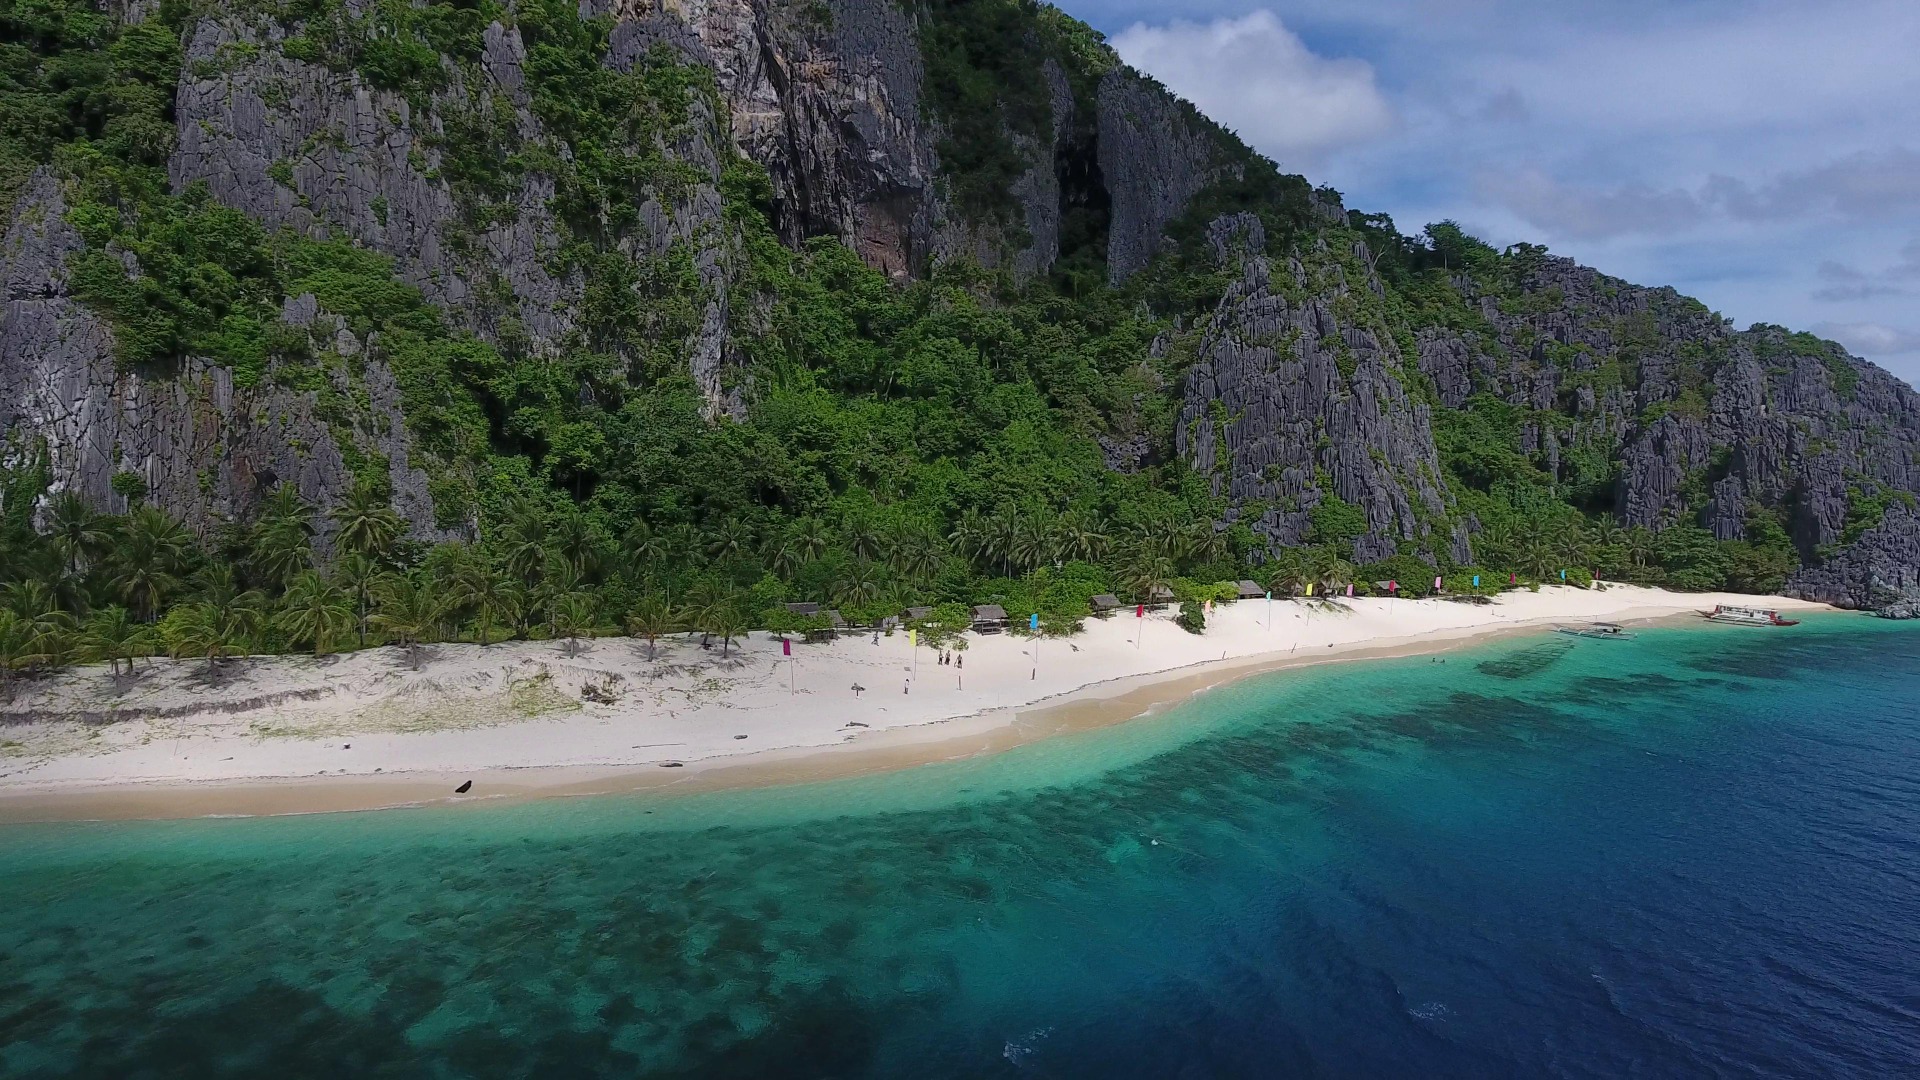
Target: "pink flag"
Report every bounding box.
[1434,576,1442,590]
[1390,580,1398,593]
[782,638,791,656]
[1346,583,1354,597]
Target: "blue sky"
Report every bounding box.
[1054,0,1920,384]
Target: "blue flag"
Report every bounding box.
[1473,575,1480,588]
[1029,612,1039,630]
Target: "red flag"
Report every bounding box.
[1389,580,1398,593]
[1136,604,1144,618]
[782,638,791,656]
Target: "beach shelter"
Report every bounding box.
[970,604,1010,632]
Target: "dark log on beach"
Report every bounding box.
[455,780,472,794]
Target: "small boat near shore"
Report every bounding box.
[1702,604,1799,626]
[1554,622,1633,639]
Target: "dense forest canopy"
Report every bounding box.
[0,0,1912,676]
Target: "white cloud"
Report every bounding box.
[1814,322,1920,355]
[1110,12,1395,166]
[1479,168,1703,240]
[1704,148,1920,223]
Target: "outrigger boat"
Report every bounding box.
[1702,604,1799,626]
[1554,622,1633,639]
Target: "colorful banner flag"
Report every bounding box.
[1389,580,1398,593]
[1137,604,1144,618]
[1265,590,1271,601]
[1346,583,1354,597]
[908,628,917,647]
[1306,582,1314,596]
[1029,613,1039,630]
[1560,569,1567,581]
[1434,575,1442,590]
[782,638,791,656]
[1473,575,1480,588]
[1510,571,1517,584]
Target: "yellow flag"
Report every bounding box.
[1306,582,1314,596]
[908,628,917,647]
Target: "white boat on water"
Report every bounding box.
[1702,604,1799,626]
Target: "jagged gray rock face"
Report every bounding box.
[171,15,574,347]
[1176,214,1450,562]
[1097,71,1226,284]
[1787,505,1920,608]
[0,171,444,541]
[1408,255,1920,599]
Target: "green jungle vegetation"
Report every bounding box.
[0,0,1820,680]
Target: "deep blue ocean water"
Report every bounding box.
[2,615,1919,1078]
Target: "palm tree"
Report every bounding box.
[1320,554,1356,594]
[983,509,1020,576]
[1121,552,1176,604]
[250,520,314,591]
[624,595,681,660]
[1591,516,1626,551]
[1011,511,1056,573]
[623,519,669,571]
[710,605,751,659]
[277,571,355,656]
[330,483,404,561]
[843,518,884,563]
[551,592,600,652]
[333,552,391,646]
[162,601,262,674]
[370,575,441,669]
[946,509,988,566]
[20,608,78,674]
[1181,520,1228,567]
[789,517,831,565]
[162,603,229,673]
[110,508,189,620]
[250,485,316,590]
[1625,527,1657,572]
[193,562,242,609]
[448,560,519,646]
[663,523,701,571]
[764,534,804,580]
[82,606,152,676]
[1,579,59,622]
[553,512,605,580]
[1056,511,1109,564]
[500,501,552,588]
[704,519,756,565]
[44,491,109,574]
[1553,520,1588,572]
[0,610,27,692]
[890,527,944,585]
[835,558,884,610]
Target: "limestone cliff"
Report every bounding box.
[3,0,1917,604]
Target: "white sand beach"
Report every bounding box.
[0,586,1831,819]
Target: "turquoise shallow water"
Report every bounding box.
[3,615,1919,1077]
